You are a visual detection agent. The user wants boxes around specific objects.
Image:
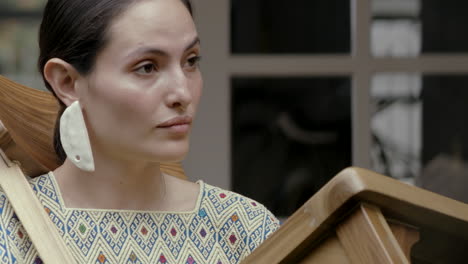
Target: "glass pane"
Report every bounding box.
[0,0,46,11]
[232,77,351,217]
[231,0,350,54]
[0,19,43,89]
[371,73,468,203]
[421,0,468,53]
[372,0,468,57]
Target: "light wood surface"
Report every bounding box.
[0,75,59,171]
[297,209,420,264]
[388,221,420,261]
[336,203,409,264]
[241,167,468,263]
[0,149,76,264]
[0,128,12,148]
[299,235,350,264]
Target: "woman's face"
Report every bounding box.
[78,0,202,163]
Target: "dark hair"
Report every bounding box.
[38,0,193,162]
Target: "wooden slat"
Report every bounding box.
[0,149,76,264]
[299,234,350,264]
[337,204,409,264]
[388,221,420,261]
[0,128,12,148]
[161,162,188,180]
[0,75,60,172]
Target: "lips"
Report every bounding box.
[157,115,192,128]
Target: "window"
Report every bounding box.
[232,77,351,216]
[0,0,44,89]
[187,0,468,214]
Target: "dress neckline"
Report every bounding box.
[47,171,205,214]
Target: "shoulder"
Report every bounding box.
[0,173,53,263]
[0,185,11,217]
[0,175,43,263]
[199,182,281,256]
[201,182,281,237]
[0,172,52,223]
[165,174,201,211]
[0,172,52,214]
[28,173,52,191]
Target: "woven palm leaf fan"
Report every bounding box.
[0,75,186,179]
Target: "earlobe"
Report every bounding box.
[43,58,80,106]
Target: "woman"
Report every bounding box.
[0,0,280,263]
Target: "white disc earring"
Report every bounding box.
[60,101,95,172]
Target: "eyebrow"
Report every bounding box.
[126,37,200,60]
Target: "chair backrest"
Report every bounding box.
[0,75,187,179]
[242,167,468,263]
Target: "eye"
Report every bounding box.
[186,56,202,68]
[135,63,157,75]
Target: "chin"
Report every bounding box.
[136,139,189,163]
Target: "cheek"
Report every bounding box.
[84,79,162,133]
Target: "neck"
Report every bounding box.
[54,152,167,211]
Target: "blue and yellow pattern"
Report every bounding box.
[0,173,280,263]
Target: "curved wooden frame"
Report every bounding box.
[242,167,468,263]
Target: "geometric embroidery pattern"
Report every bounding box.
[0,173,281,263]
[130,213,159,257]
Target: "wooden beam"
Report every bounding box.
[337,203,409,264]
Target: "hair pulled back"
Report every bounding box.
[38,0,193,162]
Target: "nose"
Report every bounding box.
[165,69,192,110]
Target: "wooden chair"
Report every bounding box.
[0,75,187,179]
[242,167,468,263]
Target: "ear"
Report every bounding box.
[43,58,81,106]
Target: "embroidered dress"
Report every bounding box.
[0,173,280,263]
